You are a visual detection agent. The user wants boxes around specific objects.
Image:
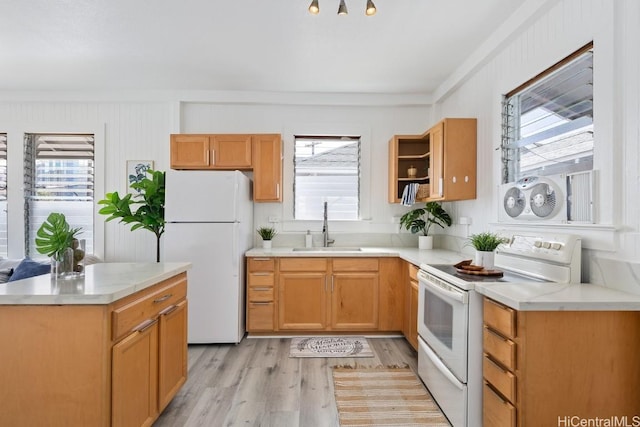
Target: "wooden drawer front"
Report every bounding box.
[332,258,379,272]
[483,327,516,371]
[408,263,419,281]
[279,258,327,272]
[484,298,516,338]
[249,272,274,286]
[483,354,516,402]
[248,258,275,272]
[483,382,516,427]
[248,302,274,331]
[248,287,274,302]
[113,279,187,341]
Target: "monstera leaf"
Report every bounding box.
[35,213,82,259]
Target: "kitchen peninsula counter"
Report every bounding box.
[0,262,191,427]
[0,262,191,305]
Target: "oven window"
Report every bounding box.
[424,288,454,350]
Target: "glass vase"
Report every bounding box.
[51,247,75,281]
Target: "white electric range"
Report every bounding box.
[416,231,582,427]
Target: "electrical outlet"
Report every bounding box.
[459,216,471,225]
[268,216,280,223]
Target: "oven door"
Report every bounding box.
[418,269,469,382]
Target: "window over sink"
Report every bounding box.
[293,135,360,220]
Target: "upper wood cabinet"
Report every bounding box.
[170,133,283,202]
[170,134,252,170]
[252,134,282,202]
[388,118,477,203]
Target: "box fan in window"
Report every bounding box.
[498,172,594,224]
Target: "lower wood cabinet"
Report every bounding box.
[0,272,188,427]
[403,262,419,350]
[482,296,640,426]
[247,257,404,333]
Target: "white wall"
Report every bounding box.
[433,0,640,290]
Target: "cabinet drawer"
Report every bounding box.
[483,382,516,427]
[484,297,516,338]
[248,272,274,286]
[483,354,516,402]
[279,258,327,272]
[332,258,379,272]
[408,263,419,281]
[248,257,275,272]
[248,287,274,302]
[248,302,274,331]
[112,278,187,341]
[483,326,516,371]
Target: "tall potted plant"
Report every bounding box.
[400,202,452,249]
[98,169,166,262]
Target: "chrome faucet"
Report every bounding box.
[322,202,335,247]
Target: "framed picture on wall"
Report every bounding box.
[126,160,154,194]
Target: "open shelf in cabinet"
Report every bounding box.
[388,134,431,203]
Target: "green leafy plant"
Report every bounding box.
[399,202,452,236]
[35,213,82,260]
[98,169,166,262]
[257,226,277,240]
[468,232,508,252]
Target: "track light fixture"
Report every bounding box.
[307,0,376,16]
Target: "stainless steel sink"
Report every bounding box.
[292,247,362,252]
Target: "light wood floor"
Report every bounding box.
[154,337,419,427]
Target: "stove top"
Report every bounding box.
[426,264,549,283]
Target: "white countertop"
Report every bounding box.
[0,262,192,305]
[245,246,465,267]
[475,282,640,311]
[247,246,640,311]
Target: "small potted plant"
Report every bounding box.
[35,212,85,279]
[400,202,452,249]
[257,226,277,249]
[468,232,508,269]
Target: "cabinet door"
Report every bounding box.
[170,135,211,169]
[330,272,379,330]
[408,280,419,350]
[158,300,188,412]
[429,123,444,199]
[112,321,159,427]
[278,272,327,330]
[253,134,282,202]
[211,134,252,169]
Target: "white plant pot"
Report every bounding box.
[474,250,495,270]
[418,235,433,250]
[262,240,272,250]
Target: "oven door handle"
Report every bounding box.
[419,273,468,305]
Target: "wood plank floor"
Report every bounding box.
[154,337,419,427]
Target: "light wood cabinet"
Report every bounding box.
[403,262,419,351]
[170,134,252,170]
[388,118,476,203]
[252,134,282,202]
[170,133,282,202]
[482,297,640,427]
[0,272,188,427]
[247,257,399,333]
[247,257,277,331]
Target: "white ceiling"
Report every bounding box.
[0,0,527,95]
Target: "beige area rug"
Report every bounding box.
[289,337,373,358]
[332,367,451,426]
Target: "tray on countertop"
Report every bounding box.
[454,260,504,277]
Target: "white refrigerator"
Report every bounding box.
[163,170,253,344]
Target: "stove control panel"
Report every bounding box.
[497,232,581,265]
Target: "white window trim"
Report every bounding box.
[0,121,105,259]
[281,123,372,233]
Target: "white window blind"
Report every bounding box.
[502,44,593,183]
[24,134,95,258]
[294,136,360,220]
[0,134,7,258]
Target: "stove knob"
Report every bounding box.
[542,241,551,249]
[551,242,562,250]
[534,241,542,248]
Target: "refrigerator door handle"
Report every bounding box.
[232,226,238,270]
